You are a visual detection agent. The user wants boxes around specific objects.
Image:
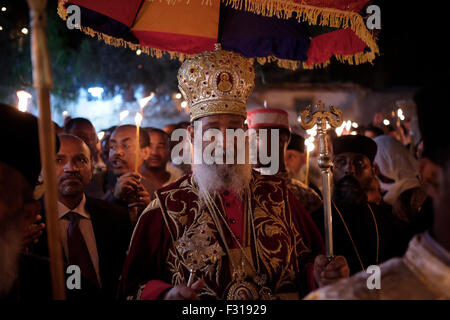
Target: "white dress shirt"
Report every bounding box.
[58,194,101,286]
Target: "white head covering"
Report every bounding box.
[374,135,421,205]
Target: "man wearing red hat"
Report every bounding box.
[247,108,322,214]
[118,47,350,300]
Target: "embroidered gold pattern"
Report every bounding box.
[156,172,311,298]
[177,46,255,122]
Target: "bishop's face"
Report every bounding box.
[188,114,252,197]
[188,114,247,166]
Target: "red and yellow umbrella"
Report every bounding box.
[58,0,378,69]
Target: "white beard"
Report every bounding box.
[0,215,24,298]
[193,163,252,202]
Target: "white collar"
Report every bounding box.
[58,194,90,219]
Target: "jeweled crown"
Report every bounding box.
[177,45,255,122]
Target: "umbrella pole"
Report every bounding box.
[27,0,66,299]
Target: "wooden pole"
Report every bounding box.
[27,0,66,299]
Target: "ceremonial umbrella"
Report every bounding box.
[57,0,378,69]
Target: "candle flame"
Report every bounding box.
[16,90,32,112]
[304,140,315,152]
[135,112,143,126]
[119,110,129,121]
[345,121,352,132]
[140,93,155,110]
[97,131,105,140]
[335,121,346,136]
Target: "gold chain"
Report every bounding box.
[332,201,380,272]
[367,203,380,264]
[203,188,260,275]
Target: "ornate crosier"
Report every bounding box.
[175,224,225,287]
[301,102,343,259]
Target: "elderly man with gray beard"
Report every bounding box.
[117,47,350,301]
[0,104,55,300]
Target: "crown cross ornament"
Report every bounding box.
[300,102,343,260]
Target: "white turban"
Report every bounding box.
[374,135,421,206]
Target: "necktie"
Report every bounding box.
[65,212,99,289]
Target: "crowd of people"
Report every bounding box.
[0,47,448,301]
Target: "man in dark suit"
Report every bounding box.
[31,134,132,299]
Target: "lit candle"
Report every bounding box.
[397,108,405,122]
[97,131,105,141]
[305,148,310,186]
[134,112,143,173]
[335,121,345,136]
[304,137,315,186]
[139,93,155,112]
[119,110,129,124]
[16,90,32,112]
[345,120,352,133]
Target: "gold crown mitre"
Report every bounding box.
[178,45,255,122]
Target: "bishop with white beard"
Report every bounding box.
[117,47,349,300]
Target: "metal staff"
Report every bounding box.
[301,102,343,260]
[27,0,66,299]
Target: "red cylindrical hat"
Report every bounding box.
[246,108,290,130]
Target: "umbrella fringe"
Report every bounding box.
[57,0,190,61]
[251,56,300,70]
[251,49,376,70]
[57,0,378,69]
[303,50,377,69]
[160,0,215,5]
[222,0,379,62]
